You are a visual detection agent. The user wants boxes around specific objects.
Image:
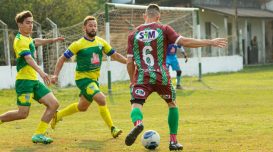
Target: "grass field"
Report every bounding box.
[0,65,273,152]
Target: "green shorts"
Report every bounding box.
[75,78,100,102]
[15,80,51,106]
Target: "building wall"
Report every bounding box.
[263,0,273,11]
[199,9,267,64]
[0,56,243,89]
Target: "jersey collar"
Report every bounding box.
[83,36,95,42]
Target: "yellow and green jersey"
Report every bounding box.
[64,36,115,80]
[13,33,37,80]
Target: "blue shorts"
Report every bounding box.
[166,56,181,71]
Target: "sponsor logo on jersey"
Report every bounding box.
[135,89,145,96]
[98,44,102,50]
[91,53,100,65]
[136,29,159,42]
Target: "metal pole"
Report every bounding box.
[196,10,202,81]
[33,20,43,67]
[105,3,112,93]
[46,18,59,59]
[234,0,240,55]
[0,20,11,66]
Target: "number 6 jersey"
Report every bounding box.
[127,22,182,85]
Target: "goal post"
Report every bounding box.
[104,3,202,90]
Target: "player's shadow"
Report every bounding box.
[11,144,54,152]
[11,147,37,152]
[77,139,111,151]
[176,89,195,97]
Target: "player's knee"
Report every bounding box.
[94,93,106,106]
[52,101,59,110]
[18,110,29,119]
[48,99,59,110]
[167,101,177,108]
[130,99,145,105]
[78,105,88,112]
[177,70,182,76]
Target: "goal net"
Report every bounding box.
[42,3,200,88]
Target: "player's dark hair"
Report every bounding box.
[146,4,160,18]
[83,16,96,26]
[15,11,33,24]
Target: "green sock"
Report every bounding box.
[130,108,143,123]
[168,107,179,134]
[0,120,3,125]
[177,75,181,86]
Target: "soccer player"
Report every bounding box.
[166,44,188,89]
[51,16,126,138]
[125,4,227,151]
[0,10,64,144]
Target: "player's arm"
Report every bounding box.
[111,52,127,64]
[177,37,227,48]
[126,32,135,84]
[51,55,67,84]
[24,55,50,85]
[51,45,75,84]
[127,57,135,84]
[179,46,188,63]
[34,37,65,47]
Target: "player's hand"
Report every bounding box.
[210,38,227,48]
[39,72,51,86]
[54,37,65,42]
[51,75,58,84]
[185,56,188,63]
[129,82,134,88]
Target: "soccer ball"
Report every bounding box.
[141,130,160,150]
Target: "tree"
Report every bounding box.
[0,0,104,29]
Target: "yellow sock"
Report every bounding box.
[58,102,79,121]
[0,120,3,125]
[34,121,49,135]
[99,105,113,129]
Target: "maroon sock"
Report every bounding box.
[170,134,177,143]
[134,120,142,126]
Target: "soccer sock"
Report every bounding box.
[168,107,179,141]
[177,71,182,86]
[177,75,181,85]
[0,120,3,125]
[170,134,177,143]
[58,102,79,121]
[134,120,142,126]
[99,105,114,129]
[34,121,49,135]
[131,108,143,126]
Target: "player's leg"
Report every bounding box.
[51,94,90,129]
[172,58,182,89]
[51,79,94,129]
[156,84,183,151]
[92,84,122,138]
[0,106,30,123]
[32,81,59,144]
[176,70,182,89]
[0,80,34,124]
[125,101,145,146]
[125,84,152,146]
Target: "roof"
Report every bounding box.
[197,6,273,18]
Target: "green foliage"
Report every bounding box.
[0,0,105,29]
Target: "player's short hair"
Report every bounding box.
[83,16,97,26]
[146,4,160,18]
[15,10,33,24]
